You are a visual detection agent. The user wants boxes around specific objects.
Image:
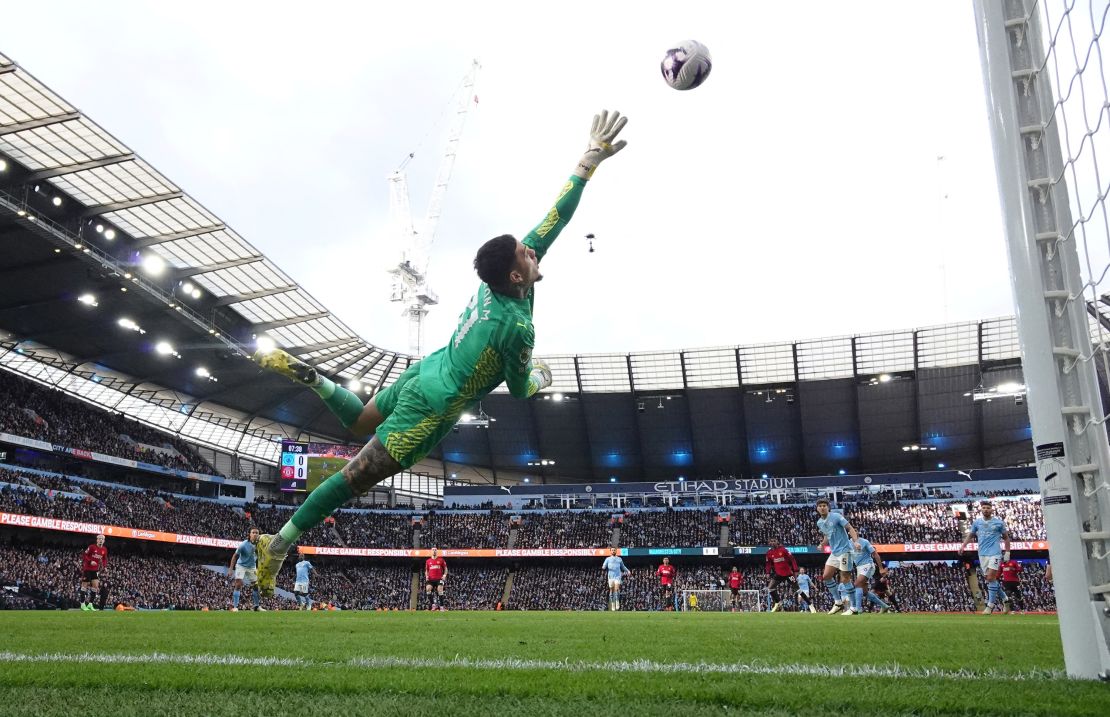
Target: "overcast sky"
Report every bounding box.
[3,1,1017,356]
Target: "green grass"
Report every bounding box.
[0,611,1106,716]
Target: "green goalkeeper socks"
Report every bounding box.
[311,377,365,429]
[275,472,354,551]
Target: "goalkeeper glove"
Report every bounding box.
[575,110,629,179]
[529,359,553,395]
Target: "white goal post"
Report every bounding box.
[975,0,1110,680]
[680,589,764,612]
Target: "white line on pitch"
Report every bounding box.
[0,651,1069,682]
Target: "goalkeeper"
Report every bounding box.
[252,110,629,595]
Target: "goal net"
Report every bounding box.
[975,0,1110,679]
[680,589,763,612]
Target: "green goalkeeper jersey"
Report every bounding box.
[416,175,586,413]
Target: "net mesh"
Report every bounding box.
[680,589,763,612]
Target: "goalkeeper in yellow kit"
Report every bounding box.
[251,110,629,595]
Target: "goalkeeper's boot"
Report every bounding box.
[827,601,844,615]
[255,534,287,599]
[253,348,318,386]
[981,605,993,615]
[770,602,782,613]
[809,604,817,614]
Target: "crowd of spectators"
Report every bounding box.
[0,370,217,475]
[0,544,286,610]
[419,512,511,549]
[515,511,613,549]
[336,513,415,549]
[619,509,720,548]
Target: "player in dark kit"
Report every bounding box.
[765,538,798,612]
[79,534,107,611]
[728,566,744,611]
[1000,558,1024,613]
[656,557,676,610]
[870,571,900,612]
[425,547,448,611]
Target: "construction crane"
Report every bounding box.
[388,59,480,356]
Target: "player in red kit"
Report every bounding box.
[424,547,448,611]
[1000,558,1024,613]
[765,538,798,612]
[728,566,743,611]
[656,557,676,611]
[79,534,108,611]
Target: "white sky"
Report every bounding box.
[2,1,1016,356]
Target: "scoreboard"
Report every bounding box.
[279,440,360,493]
[280,441,309,492]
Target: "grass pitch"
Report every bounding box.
[0,611,1106,716]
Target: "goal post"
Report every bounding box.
[975,0,1110,679]
[680,589,763,612]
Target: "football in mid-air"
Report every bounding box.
[661,40,712,90]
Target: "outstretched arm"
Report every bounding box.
[523,110,629,262]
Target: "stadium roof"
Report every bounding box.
[0,52,418,461]
[0,51,1078,476]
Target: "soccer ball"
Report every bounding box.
[661,40,712,91]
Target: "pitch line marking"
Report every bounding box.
[0,651,1069,682]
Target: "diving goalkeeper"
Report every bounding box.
[252,110,629,595]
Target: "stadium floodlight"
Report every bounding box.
[522,477,530,483]
[255,335,277,354]
[77,293,97,307]
[195,367,210,377]
[95,224,104,233]
[609,476,617,483]
[117,317,144,334]
[0,158,6,171]
[74,243,82,250]
[141,254,166,276]
[191,288,202,299]
[51,196,61,207]
[347,379,363,392]
[552,392,564,402]
[104,229,116,240]
[155,341,175,356]
[938,463,946,469]
[879,374,892,383]
[181,281,195,294]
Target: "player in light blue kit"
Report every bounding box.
[795,567,816,613]
[845,537,891,615]
[815,499,862,614]
[601,547,631,611]
[957,502,1011,614]
[293,557,314,610]
[228,527,262,611]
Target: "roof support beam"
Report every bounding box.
[212,285,296,307]
[327,347,374,375]
[171,255,263,280]
[284,338,359,355]
[300,343,367,366]
[0,65,16,76]
[0,112,81,136]
[131,224,226,248]
[352,352,388,383]
[251,311,329,332]
[25,153,136,182]
[81,191,184,217]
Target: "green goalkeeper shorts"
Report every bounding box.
[373,364,467,469]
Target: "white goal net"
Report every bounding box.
[975,0,1110,679]
[680,589,763,612]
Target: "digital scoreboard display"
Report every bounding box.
[280,441,360,493]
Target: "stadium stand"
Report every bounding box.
[0,371,218,475]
